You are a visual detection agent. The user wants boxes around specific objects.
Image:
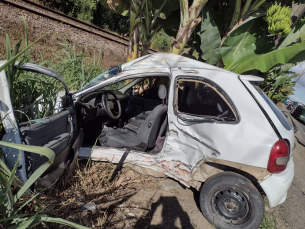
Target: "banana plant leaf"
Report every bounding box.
[279,19,305,49]
[287,50,305,63]
[234,41,305,73]
[221,17,271,71]
[199,7,221,65]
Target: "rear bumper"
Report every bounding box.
[260,158,294,208]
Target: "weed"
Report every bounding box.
[260,213,276,229]
[151,29,171,52]
[50,41,103,90]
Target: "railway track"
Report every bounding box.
[1,0,156,53]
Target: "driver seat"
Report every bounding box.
[101,85,168,150]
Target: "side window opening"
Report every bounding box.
[12,69,64,124]
[132,76,170,99]
[175,79,236,121]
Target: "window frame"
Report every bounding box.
[131,76,170,98]
[173,76,240,124]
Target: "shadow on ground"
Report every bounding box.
[133,196,194,229]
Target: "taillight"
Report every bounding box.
[267,140,290,174]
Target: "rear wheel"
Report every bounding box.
[200,172,265,229]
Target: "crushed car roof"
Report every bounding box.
[121,53,235,74]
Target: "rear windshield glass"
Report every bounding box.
[254,85,292,130]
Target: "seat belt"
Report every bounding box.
[109,148,130,183]
[158,116,168,136]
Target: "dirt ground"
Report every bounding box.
[41,136,305,229]
[39,105,305,229]
[41,161,213,229]
[0,1,128,70]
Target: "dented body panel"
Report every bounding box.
[1,53,295,210]
[75,54,294,208]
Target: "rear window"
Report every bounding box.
[254,86,292,130]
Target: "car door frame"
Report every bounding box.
[0,62,81,185]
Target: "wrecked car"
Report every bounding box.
[0,53,295,228]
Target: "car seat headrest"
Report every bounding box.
[158,85,167,101]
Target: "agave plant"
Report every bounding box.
[0,141,90,228]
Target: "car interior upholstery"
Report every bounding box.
[19,108,77,177]
[99,84,168,150]
[18,75,235,174]
[177,80,235,120]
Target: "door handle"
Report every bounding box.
[68,115,73,134]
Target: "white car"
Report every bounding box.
[0,53,295,228]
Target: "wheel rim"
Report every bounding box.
[211,187,251,225]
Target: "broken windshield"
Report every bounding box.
[81,65,121,90]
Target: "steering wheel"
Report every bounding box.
[101,92,122,119]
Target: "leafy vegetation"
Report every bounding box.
[41,0,97,21]
[39,0,129,35]
[151,30,171,52]
[0,19,103,229]
[0,141,90,228]
[260,66,297,103]
[50,42,104,90]
[1,20,103,124]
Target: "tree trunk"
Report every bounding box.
[127,0,143,62]
[170,0,208,55]
[171,18,201,54]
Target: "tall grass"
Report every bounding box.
[0,18,103,228]
[51,41,104,90]
[0,141,90,229]
[1,20,103,124]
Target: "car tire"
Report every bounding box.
[200,172,265,229]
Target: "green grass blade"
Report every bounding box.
[7,153,21,186]
[15,214,37,229]
[0,171,14,213]
[0,32,50,73]
[16,191,42,213]
[230,0,241,30]
[15,164,50,202]
[40,216,91,229]
[12,39,23,57]
[0,213,28,223]
[6,33,12,86]
[0,141,55,202]
[22,15,28,48]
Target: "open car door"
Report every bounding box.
[0,63,83,188]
